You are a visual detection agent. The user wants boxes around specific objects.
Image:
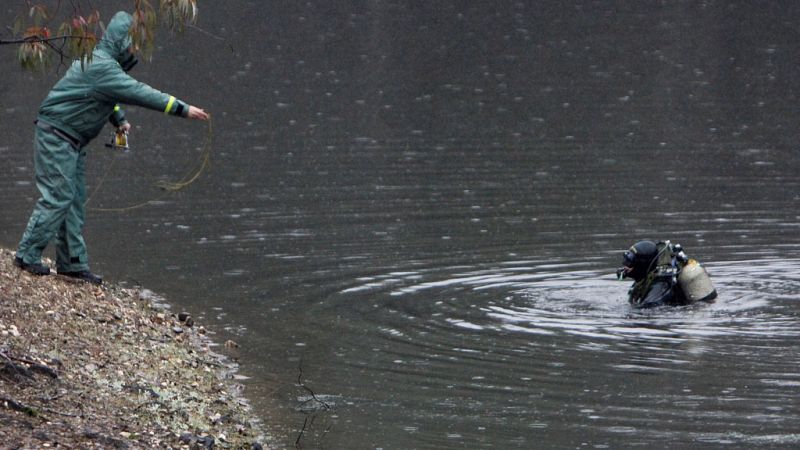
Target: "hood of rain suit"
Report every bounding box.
[96,11,137,71]
[36,11,189,146]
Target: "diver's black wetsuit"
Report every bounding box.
[628,271,688,307]
[618,240,689,308]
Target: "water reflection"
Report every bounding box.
[290,258,800,448]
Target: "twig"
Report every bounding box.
[1,34,93,74]
[296,360,331,411]
[43,407,81,418]
[294,360,332,449]
[0,34,91,45]
[294,415,315,449]
[187,23,236,55]
[4,353,59,379]
[38,391,68,403]
[0,396,41,417]
[0,352,34,381]
[187,23,225,41]
[42,37,71,73]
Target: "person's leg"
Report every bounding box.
[56,149,90,273]
[16,129,79,268]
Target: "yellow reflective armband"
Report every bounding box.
[164,96,176,115]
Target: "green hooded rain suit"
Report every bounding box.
[16,11,191,273]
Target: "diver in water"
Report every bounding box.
[616,240,717,308]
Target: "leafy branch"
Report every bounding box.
[1,0,199,71]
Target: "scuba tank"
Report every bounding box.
[677,259,717,302]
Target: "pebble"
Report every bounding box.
[179,433,215,449]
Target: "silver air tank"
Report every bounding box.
[677,259,717,302]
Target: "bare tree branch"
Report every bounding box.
[0,34,91,45]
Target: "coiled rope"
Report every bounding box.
[85,117,213,212]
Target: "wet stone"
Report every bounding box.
[179,432,215,449]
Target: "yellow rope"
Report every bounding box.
[155,118,213,191]
[86,117,213,212]
[83,148,121,209]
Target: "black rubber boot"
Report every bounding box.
[13,256,51,276]
[60,270,103,285]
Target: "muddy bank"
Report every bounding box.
[0,248,266,449]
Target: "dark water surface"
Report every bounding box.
[2,1,800,448]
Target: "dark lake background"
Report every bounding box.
[2,1,800,448]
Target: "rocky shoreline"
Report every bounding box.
[0,248,266,449]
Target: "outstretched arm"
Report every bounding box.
[94,64,208,120]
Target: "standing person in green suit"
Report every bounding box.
[14,11,209,284]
